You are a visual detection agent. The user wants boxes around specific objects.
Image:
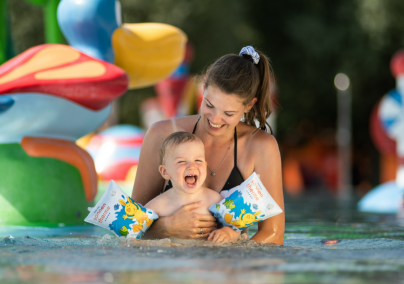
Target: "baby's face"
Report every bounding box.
[160,140,207,194]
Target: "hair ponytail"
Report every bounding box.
[243,50,273,131]
[205,47,274,133]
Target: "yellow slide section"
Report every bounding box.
[35,61,106,80]
[112,23,187,89]
[0,46,80,85]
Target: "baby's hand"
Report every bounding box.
[208,226,240,243]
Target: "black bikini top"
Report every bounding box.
[163,117,244,193]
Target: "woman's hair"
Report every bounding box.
[204,48,273,131]
[159,131,202,164]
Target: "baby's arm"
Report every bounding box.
[144,195,164,216]
[205,189,225,206]
[208,226,240,243]
[205,189,240,243]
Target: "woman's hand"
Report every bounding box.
[208,226,240,243]
[145,201,217,239]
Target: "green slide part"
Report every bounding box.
[0,143,91,225]
[24,0,48,5]
[44,0,64,43]
[0,0,8,64]
[4,2,16,61]
[24,0,64,44]
[0,1,16,64]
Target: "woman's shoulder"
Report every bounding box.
[147,115,200,138]
[140,116,201,162]
[237,122,279,154]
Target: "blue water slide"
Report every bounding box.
[57,0,121,63]
[358,181,404,214]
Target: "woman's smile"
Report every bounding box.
[207,117,226,130]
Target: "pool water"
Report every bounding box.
[1,193,404,284]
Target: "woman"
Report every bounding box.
[132,46,284,244]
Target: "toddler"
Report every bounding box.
[145,131,240,243]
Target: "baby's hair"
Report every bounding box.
[159,132,202,164]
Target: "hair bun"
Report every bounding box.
[239,46,260,64]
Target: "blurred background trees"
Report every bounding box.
[7,0,404,194]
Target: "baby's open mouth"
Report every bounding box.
[185,175,198,186]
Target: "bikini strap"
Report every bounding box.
[192,116,201,134]
[234,127,237,166]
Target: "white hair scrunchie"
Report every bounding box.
[239,46,260,64]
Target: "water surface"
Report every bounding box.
[1,193,404,284]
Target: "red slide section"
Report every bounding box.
[0,44,128,110]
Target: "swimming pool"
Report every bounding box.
[1,193,404,284]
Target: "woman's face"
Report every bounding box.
[200,85,254,136]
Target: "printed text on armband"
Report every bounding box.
[94,203,106,221]
[98,206,111,223]
[247,180,264,201]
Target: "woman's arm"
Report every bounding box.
[250,133,285,245]
[132,121,170,205]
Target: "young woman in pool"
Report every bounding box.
[132,46,284,245]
